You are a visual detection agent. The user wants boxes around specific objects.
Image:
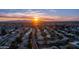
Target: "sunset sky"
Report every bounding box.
[0,9,79,21]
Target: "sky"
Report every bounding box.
[0,9,79,21]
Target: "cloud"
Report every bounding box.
[0,9,57,17]
[0,9,79,21]
[50,16,79,21]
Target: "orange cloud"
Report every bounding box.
[0,13,79,21]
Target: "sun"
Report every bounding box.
[32,16,39,23]
[32,16,40,26]
[33,16,39,22]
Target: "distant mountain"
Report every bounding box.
[0,19,79,23]
[0,20,31,23]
